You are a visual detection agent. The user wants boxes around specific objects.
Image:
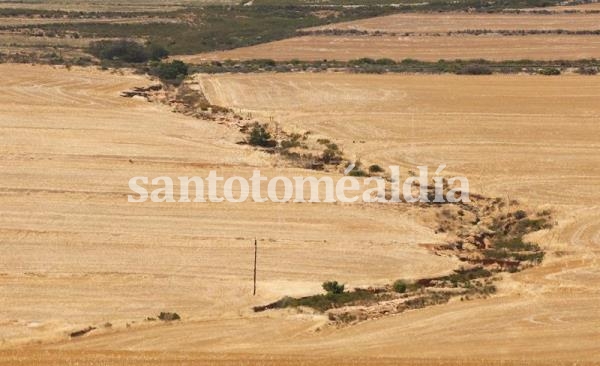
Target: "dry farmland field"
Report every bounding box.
[185,8,600,62]
[546,1,600,10]
[2,0,600,365]
[307,12,600,33]
[1,65,600,364]
[185,34,600,62]
[0,0,236,12]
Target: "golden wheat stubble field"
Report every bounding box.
[183,34,600,62]
[1,65,600,364]
[546,2,600,10]
[196,72,600,360]
[0,64,457,361]
[307,11,600,33]
[183,10,600,63]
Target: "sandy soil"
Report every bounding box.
[1,65,599,364]
[182,34,600,62]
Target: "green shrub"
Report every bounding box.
[351,57,376,65]
[392,280,407,293]
[484,249,510,260]
[248,123,276,148]
[513,210,528,220]
[326,143,339,151]
[321,146,342,164]
[154,60,188,82]
[515,218,551,233]
[440,267,492,286]
[514,251,545,264]
[88,39,149,63]
[494,237,540,252]
[280,133,304,149]
[369,164,384,173]
[257,289,378,313]
[457,64,493,75]
[348,169,368,177]
[158,312,180,321]
[322,280,345,294]
[253,58,277,67]
[147,44,169,61]
[539,67,561,75]
[576,67,598,75]
[375,58,397,65]
[480,284,497,295]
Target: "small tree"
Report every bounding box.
[155,60,188,81]
[147,44,170,61]
[513,210,528,220]
[158,312,180,321]
[539,67,561,76]
[248,124,276,148]
[392,280,407,293]
[88,39,149,63]
[576,66,598,75]
[322,281,345,294]
[369,164,384,173]
[321,144,341,164]
[457,64,492,75]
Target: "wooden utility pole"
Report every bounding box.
[253,238,257,296]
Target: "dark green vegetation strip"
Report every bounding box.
[0,5,400,55]
[190,58,600,75]
[298,29,600,37]
[0,0,586,56]
[252,0,570,9]
[253,289,387,313]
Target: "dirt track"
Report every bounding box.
[1,65,599,363]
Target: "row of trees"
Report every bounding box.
[88,39,168,63]
[89,39,189,83]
